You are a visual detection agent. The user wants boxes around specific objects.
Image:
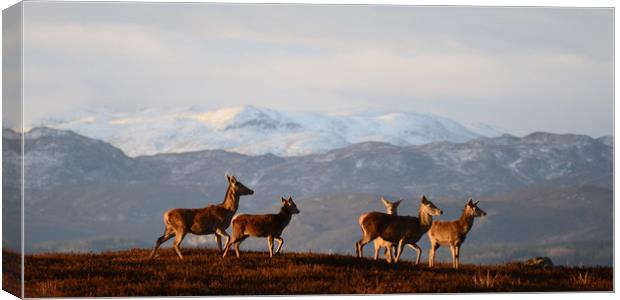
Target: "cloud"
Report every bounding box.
[20,2,613,136]
[25,23,174,62]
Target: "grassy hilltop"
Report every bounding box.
[6,248,613,297]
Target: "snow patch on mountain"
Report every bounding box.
[35,105,494,157]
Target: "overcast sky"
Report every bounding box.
[20,2,613,136]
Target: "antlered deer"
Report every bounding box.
[148,175,254,259]
[427,198,486,269]
[222,196,300,258]
[356,195,443,263]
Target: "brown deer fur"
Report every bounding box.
[356,195,443,263]
[223,196,300,258]
[427,198,486,269]
[373,197,401,263]
[373,198,433,264]
[148,175,254,259]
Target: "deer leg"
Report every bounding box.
[394,239,405,263]
[222,235,236,258]
[429,242,440,268]
[234,242,241,258]
[172,230,187,260]
[267,235,275,258]
[391,244,398,262]
[385,245,395,263]
[149,228,174,259]
[222,239,231,257]
[274,237,284,254]
[234,236,247,258]
[373,241,380,260]
[449,245,457,269]
[215,235,222,252]
[215,228,230,254]
[223,234,245,258]
[454,245,461,269]
[356,234,375,258]
[384,244,397,263]
[409,243,422,265]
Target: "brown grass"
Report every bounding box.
[2,249,21,297]
[14,248,613,297]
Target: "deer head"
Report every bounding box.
[420,195,443,216]
[227,174,254,196]
[281,196,300,214]
[465,198,486,217]
[381,197,402,215]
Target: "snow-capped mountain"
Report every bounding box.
[34,105,487,157]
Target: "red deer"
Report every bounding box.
[373,197,401,263]
[222,196,300,258]
[356,195,442,263]
[149,175,254,259]
[427,198,486,269]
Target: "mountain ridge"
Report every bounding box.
[5,126,612,192]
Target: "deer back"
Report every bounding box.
[361,212,423,243]
[232,213,286,237]
[195,204,239,231]
[164,208,198,230]
[428,220,465,244]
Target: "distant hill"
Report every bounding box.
[2,127,613,265]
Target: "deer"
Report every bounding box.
[148,175,254,259]
[356,195,443,263]
[427,198,486,269]
[222,196,300,258]
[372,197,432,264]
[372,197,401,263]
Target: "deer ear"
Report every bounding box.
[394,199,403,206]
[467,198,474,204]
[421,195,428,204]
[288,196,293,201]
[381,197,389,205]
[226,174,231,182]
[281,197,287,202]
[474,201,479,206]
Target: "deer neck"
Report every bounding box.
[458,211,475,234]
[277,207,293,228]
[220,185,240,212]
[418,208,434,231]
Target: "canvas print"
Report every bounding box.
[1,1,614,297]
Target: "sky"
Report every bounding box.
[15,2,614,136]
